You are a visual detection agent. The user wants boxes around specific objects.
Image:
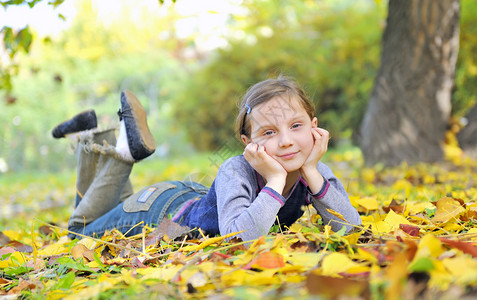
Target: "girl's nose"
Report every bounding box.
[279,132,293,147]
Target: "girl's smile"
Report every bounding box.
[278,151,299,159]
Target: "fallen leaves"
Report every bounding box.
[433,197,466,223]
[2,149,477,298]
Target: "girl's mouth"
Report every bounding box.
[279,152,298,159]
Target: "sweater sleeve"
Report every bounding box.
[309,162,361,232]
[215,156,286,241]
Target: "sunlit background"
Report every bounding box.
[0,0,475,174]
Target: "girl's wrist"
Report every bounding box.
[265,176,286,193]
[300,167,325,194]
[300,164,319,178]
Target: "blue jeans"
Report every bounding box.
[67,129,208,239]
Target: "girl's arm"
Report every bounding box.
[242,142,287,194]
[308,162,362,232]
[300,128,361,232]
[215,156,287,241]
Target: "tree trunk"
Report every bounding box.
[359,0,460,166]
[457,104,477,159]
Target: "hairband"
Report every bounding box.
[245,104,252,114]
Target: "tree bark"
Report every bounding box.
[457,104,477,159]
[359,0,460,166]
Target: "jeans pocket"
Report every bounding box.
[182,181,209,195]
[123,182,177,213]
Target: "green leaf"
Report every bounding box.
[409,257,434,273]
[47,0,64,8]
[334,225,348,237]
[57,271,76,290]
[17,26,32,53]
[27,0,42,8]
[4,265,32,276]
[2,26,15,55]
[93,251,108,272]
[56,256,93,273]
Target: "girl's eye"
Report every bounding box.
[291,123,302,129]
[263,130,274,136]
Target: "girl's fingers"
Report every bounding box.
[316,128,329,139]
[244,143,257,154]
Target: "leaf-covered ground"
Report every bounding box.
[1,144,477,299]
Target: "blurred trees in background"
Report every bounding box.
[175,0,384,150]
[1,0,477,172]
[360,0,460,166]
[1,1,190,172]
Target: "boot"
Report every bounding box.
[52,109,97,138]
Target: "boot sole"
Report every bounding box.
[121,91,157,160]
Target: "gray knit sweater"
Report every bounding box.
[175,155,361,241]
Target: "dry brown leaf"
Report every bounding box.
[306,273,369,298]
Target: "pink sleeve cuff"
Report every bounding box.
[308,178,330,199]
[262,187,285,206]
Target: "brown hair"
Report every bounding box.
[235,75,316,138]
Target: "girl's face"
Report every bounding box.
[242,95,317,173]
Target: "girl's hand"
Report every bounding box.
[300,127,329,178]
[243,143,287,191]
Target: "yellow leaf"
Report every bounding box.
[344,231,362,244]
[384,209,412,230]
[428,259,453,290]
[433,197,465,223]
[138,265,183,282]
[37,239,69,257]
[181,231,244,252]
[248,269,281,286]
[37,243,68,256]
[354,248,378,264]
[360,215,376,223]
[443,222,464,232]
[287,252,321,269]
[346,264,370,275]
[221,269,281,286]
[326,208,349,223]
[413,234,445,260]
[370,220,391,236]
[121,269,138,286]
[79,237,97,250]
[221,269,249,286]
[407,201,435,214]
[442,256,477,285]
[0,252,28,268]
[87,261,101,268]
[2,230,22,241]
[321,252,359,276]
[0,261,7,269]
[385,253,408,300]
[106,256,126,265]
[356,197,379,211]
[288,223,303,233]
[311,213,322,224]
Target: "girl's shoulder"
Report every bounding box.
[220,155,252,170]
[216,155,256,182]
